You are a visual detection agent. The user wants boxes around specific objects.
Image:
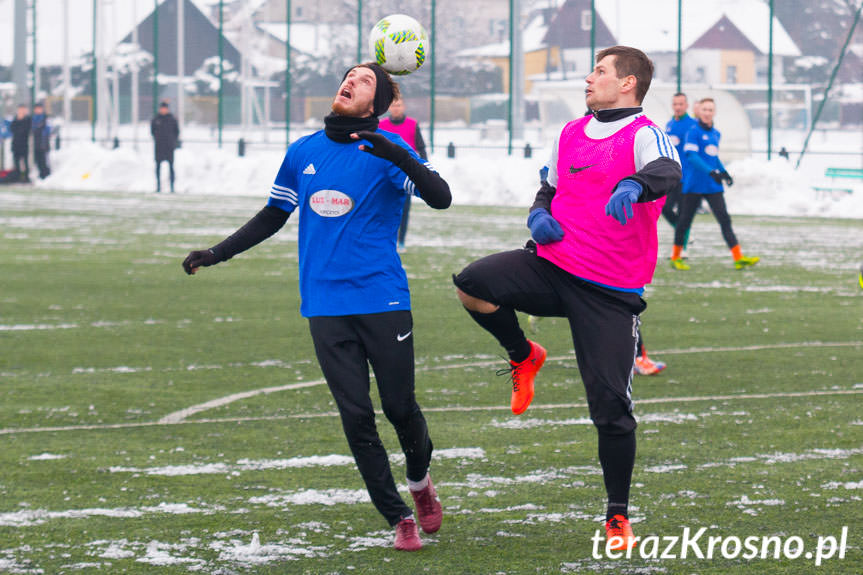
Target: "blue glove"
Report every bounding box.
[605,179,642,225]
[527,208,564,244]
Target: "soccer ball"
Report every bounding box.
[369,14,428,76]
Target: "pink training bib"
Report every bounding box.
[537,115,665,289]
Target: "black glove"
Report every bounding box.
[182,248,219,275]
[720,170,733,186]
[354,130,411,166]
[709,169,723,184]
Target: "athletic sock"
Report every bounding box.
[730,244,743,261]
[466,307,531,363]
[598,430,636,521]
[671,244,683,260]
[606,502,628,521]
[407,473,429,492]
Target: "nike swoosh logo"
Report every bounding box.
[569,164,594,174]
[396,331,412,342]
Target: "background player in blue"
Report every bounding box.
[669,98,759,270]
[181,63,451,552]
[663,93,697,249]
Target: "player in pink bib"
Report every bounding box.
[454,46,680,550]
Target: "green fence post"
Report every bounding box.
[767,0,774,160]
[218,0,223,148]
[796,3,862,169]
[286,0,291,146]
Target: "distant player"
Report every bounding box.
[669,98,759,270]
[31,103,52,180]
[379,96,428,250]
[663,93,697,249]
[9,104,31,182]
[858,263,863,289]
[453,46,680,551]
[182,63,451,551]
[151,101,180,193]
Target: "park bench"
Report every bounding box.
[812,167,861,199]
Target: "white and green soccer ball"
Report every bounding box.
[369,14,428,76]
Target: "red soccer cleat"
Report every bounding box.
[394,517,422,551]
[410,476,442,534]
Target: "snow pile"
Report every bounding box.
[32,131,863,218]
[725,156,863,218]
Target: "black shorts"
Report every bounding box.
[454,246,646,434]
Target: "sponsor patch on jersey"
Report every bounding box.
[309,189,354,217]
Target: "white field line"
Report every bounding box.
[0,340,859,436]
[1,390,861,436]
[158,339,861,423]
[156,380,327,424]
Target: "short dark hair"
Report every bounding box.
[596,46,654,104]
[673,92,687,99]
[159,101,170,108]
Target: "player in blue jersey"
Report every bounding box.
[182,63,451,552]
[669,98,759,270]
[663,93,697,249]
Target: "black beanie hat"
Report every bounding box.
[342,63,395,117]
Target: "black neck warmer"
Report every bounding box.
[323,113,379,143]
[592,107,643,122]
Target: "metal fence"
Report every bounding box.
[1,0,861,164]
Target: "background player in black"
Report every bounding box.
[9,105,31,182]
[151,101,180,193]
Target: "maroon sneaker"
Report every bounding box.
[410,477,442,534]
[394,517,422,551]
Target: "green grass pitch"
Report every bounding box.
[1,188,861,573]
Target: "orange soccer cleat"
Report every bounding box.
[498,340,546,414]
[605,514,638,551]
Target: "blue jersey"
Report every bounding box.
[682,122,726,195]
[267,129,425,317]
[665,114,697,171]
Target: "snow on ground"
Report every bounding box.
[24,123,863,218]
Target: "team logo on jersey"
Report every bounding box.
[309,189,354,217]
[303,163,316,175]
[705,144,719,156]
[669,135,680,146]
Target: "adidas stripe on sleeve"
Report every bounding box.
[267,148,300,213]
[401,160,437,197]
[634,125,680,171]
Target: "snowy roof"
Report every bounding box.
[0,0,218,67]
[458,14,550,58]
[596,0,799,56]
[257,22,358,58]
